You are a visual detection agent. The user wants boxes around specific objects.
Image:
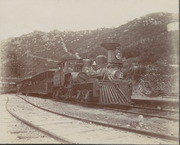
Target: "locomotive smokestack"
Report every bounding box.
[101,43,120,64]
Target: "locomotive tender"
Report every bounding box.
[18,43,132,105]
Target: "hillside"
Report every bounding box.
[0,12,179,97]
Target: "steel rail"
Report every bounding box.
[48,97,178,122]
[100,105,179,122]
[125,104,179,113]
[6,96,73,144]
[18,95,179,142]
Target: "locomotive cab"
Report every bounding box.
[60,59,83,73]
[54,59,82,87]
[52,59,92,100]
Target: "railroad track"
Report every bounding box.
[50,97,179,122]
[131,99,179,110]
[100,104,179,122]
[6,96,72,144]
[15,95,178,143]
[19,94,179,120]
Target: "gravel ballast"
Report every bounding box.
[18,94,178,138]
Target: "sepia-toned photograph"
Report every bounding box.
[0,0,179,144]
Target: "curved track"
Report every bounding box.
[17,95,178,142]
[6,96,72,144]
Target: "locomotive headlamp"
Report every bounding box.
[115,52,121,60]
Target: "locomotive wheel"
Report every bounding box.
[76,90,81,100]
[52,90,56,98]
[82,89,90,102]
[55,90,59,99]
[76,89,90,102]
[64,88,73,100]
[53,88,62,99]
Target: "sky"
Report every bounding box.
[0,0,179,40]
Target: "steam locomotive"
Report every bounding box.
[17,43,132,105]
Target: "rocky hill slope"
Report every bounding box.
[0,12,179,97]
